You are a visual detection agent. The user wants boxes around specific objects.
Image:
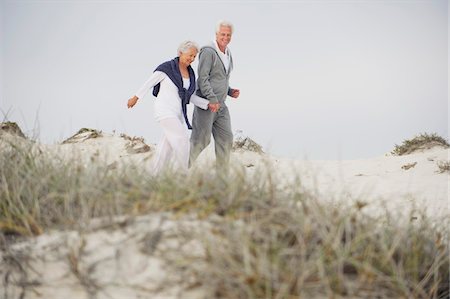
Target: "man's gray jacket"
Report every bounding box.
[196,43,233,104]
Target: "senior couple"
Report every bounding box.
[127,20,240,175]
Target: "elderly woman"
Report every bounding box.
[127,41,214,174]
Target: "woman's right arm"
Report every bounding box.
[127,71,165,108]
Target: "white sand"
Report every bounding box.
[3,213,206,299]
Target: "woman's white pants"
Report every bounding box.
[152,117,190,174]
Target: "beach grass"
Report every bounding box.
[0,137,448,298]
[392,133,449,156]
[436,160,450,174]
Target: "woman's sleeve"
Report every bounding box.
[190,94,209,110]
[135,71,165,99]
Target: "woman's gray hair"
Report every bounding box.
[216,20,234,34]
[177,40,199,54]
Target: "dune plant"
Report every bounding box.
[159,182,449,299]
[62,128,102,144]
[436,161,450,174]
[0,122,26,138]
[392,133,449,156]
[0,141,145,236]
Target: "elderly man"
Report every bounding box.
[190,20,240,173]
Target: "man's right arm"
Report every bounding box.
[198,48,219,104]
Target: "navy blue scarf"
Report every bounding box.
[152,57,195,129]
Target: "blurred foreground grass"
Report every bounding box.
[0,138,448,298]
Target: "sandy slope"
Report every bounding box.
[236,147,448,221]
[1,128,448,299]
[278,147,448,219]
[3,213,206,299]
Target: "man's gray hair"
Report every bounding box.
[216,20,234,34]
[177,40,199,54]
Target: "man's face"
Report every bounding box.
[216,26,232,50]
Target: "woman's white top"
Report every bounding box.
[135,71,209,122]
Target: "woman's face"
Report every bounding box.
[179,47,198,66]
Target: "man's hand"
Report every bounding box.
[208,102,220,112]
[230,89,240,99]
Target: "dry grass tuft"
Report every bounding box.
[160,191,449,299]
[0,121,26,138]
[392,133,449,156]
[62,128,102,144]
[436,160,450,174]
[233,134,264,154]
[120,133,152,154]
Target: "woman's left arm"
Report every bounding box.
[190,94,209,110]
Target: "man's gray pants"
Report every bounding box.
[190,105,233,171]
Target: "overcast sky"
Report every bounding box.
[1,0,448,159]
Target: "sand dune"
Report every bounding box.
[43,128,449,221]
[1,125,448,299]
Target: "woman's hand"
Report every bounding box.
[208,102,220,113]
[127,96,138,108]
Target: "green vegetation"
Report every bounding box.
[0,136,448,298]
[392,133,449,156]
